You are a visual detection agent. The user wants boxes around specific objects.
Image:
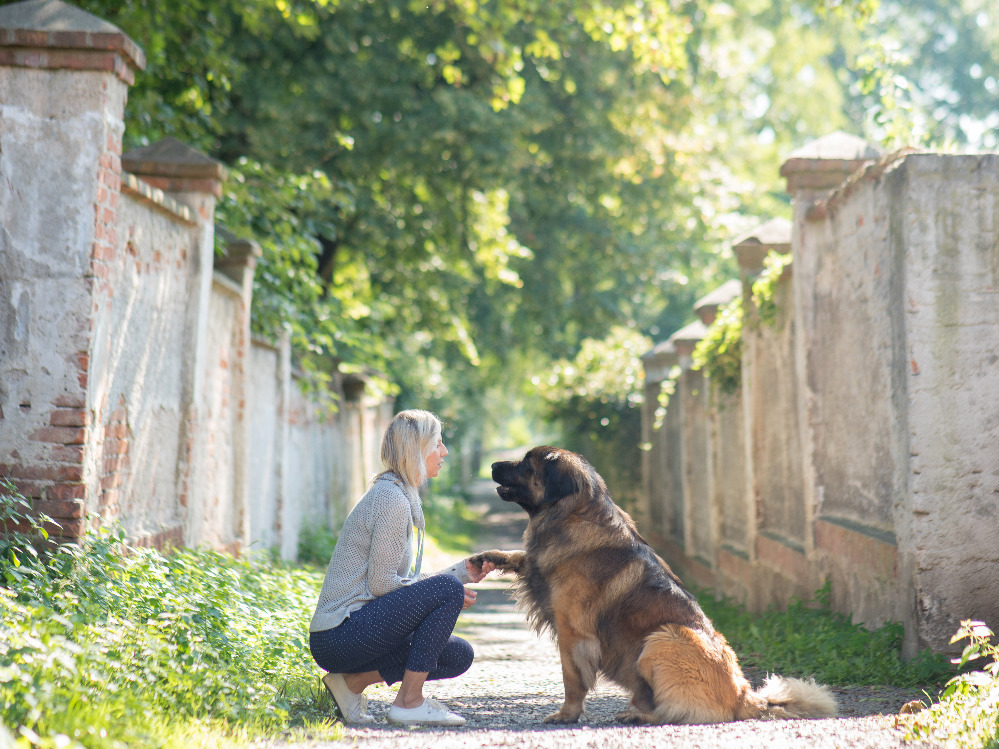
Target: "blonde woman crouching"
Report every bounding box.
[308,409,496,726]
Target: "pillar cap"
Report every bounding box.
[0,0,145,84]
[780,132,882,192]
[123,137,227,197]
[215,225,262,283]
[694,279,742,326]
[733,217,792,276]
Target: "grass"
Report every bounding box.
[696,582,953,688]
[421,492,483,554]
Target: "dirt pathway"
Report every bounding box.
[275,478,925,748]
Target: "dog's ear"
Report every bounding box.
[541,451,580,506]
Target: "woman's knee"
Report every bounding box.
[431,573,466,603]
[439,636,474,677]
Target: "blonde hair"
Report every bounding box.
[378,409,442,489]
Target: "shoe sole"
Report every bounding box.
[387,718,466,727]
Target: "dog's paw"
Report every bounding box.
[615,708,649,725]
[469,549,525,574]
[542,709,582,724]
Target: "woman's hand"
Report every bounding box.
[465,557,496,583]
[462,587,477,609]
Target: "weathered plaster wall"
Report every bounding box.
[94,189,198,542]
[0,59,132,539]
[896,154,999,651]
[247,338,285,553]
[712,390,746,555]
[641,140,999,653]
[0,3,395,561]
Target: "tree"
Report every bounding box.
[45,0,988,466]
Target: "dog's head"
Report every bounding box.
[491,446,597,515]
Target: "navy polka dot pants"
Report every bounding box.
[309,574,473,685]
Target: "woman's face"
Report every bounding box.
[425,436,448,479]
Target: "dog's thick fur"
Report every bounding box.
[470,446,837,725]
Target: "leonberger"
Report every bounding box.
[470,446,837,725]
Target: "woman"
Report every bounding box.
[309,409,496,727]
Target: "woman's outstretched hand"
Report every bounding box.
[465,557,496,583]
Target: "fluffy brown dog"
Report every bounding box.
[470,446,838,725]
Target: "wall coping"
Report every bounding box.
[0,0,145,84]
[215,225,262,284]
[805,148,917,222]
[121,172,196,226]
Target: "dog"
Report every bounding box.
[470,446,837,725]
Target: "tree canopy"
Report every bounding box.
[38,0,996,464]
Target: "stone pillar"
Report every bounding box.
[640,340,681,548]
[214,228,261,550]
[0,0,144,540]
[780,132,882,560]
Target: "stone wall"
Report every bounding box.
[0,0,389,559]
[641,133,999,653]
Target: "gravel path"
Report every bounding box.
[274,479,929,749]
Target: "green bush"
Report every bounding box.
[536,326,651,510]
[296,524,339,568]
[0,483,337,748]
[906,620,999,748]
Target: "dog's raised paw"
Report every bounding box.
[469,549,524,574]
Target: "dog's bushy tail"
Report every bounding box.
[737,675,838,721]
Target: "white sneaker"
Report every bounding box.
[322,672,375,724]
[387,697,466,726]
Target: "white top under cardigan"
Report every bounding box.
[309,472,470,632]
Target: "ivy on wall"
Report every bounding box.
[652,250,793,424]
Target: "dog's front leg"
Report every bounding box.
[544,635,600,724]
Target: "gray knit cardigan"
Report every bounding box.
[309,472,470,632]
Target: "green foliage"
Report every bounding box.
[689,251,791,397]
[751,251,793,328]
[0,483,333,748]
[536,327,650,508]
[421,493,482,555]
[698,582,952,687]
[906,620,999,748]
[692,298,745,397]
[295,525,339,569]
[1,478,54,588]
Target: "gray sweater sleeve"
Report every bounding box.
[424,558,471,583]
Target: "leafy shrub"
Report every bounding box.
[906,620,999,748]
[751,251,792,328]
[0,483,336,748]
[1,477,55,587]
[698,582,952,688]
[296,524,339,568]
[536,326,651,510]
